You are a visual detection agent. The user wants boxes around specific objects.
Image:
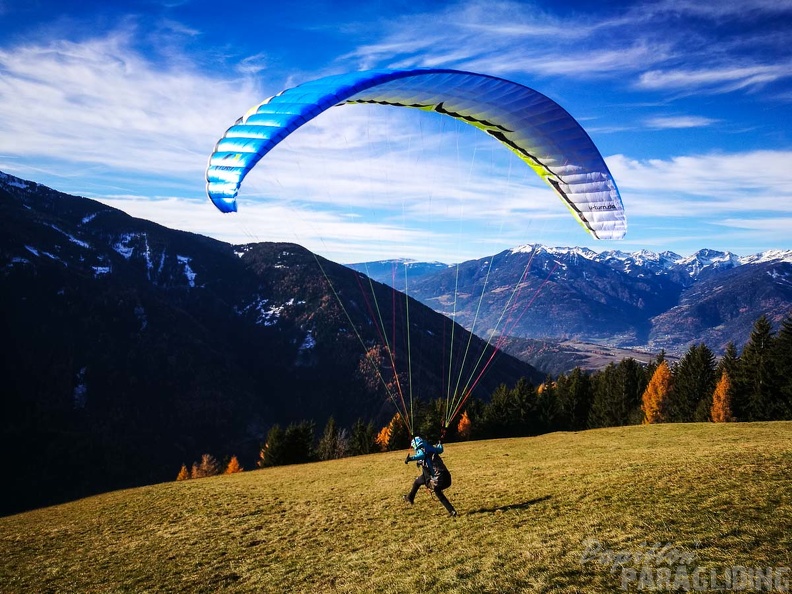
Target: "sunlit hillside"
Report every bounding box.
[2,423,790,593]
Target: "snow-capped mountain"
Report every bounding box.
[346,259,448,290]
[357,244,792,355]
[594,246,791,281]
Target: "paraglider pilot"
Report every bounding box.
[403,436,457,517]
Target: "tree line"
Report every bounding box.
[177,314,791,477]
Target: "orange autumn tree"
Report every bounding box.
[457,410,472,440]
[224,455,244,474]
[376,412,409,451]
[375,424,391,452]
[642,361,673,424]
[711,370,734,422]
[176,464,190,481]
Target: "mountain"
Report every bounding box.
[357,244,792,358]
[0,171,540,514]
[346,260,449,291]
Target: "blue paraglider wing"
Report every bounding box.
[206,68,626,240]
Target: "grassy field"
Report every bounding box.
[2,422,791,593]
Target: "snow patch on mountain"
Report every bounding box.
[177,256,196,288]
[142,236,154,280]
[46,223,91,249]
[767,267,792,287]
[0,171,29,190]
[259,302,283,326]
[234,245,254,258]
[25,245,63,266]
[299,330,316,352]
[239,296,297,326]
[112,233,156,280]
[113,234,137,259]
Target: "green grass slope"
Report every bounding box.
[2,423,791,593]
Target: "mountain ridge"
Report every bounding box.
[0,170,540,514]
[348,245,792,355]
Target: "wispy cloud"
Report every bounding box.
[644,115,719,129]
[717,217,792,232]
[0,27,261,183]
[641,0,792,20]
[638,64,792,94]
[608,151,792,216]
[342,0,792,98]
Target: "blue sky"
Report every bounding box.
[1,0,791,263]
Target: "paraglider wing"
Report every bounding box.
[206,68,626,239]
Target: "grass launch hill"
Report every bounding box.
[2,422,790,593]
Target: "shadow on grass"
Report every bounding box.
[466,495,552,515]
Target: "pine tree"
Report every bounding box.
[259,424,285,467]
[771,316,792,419]
[555,367,593,430]
[642,361,673,424]
[511,377,539,435]
[478,383,511,438]
[536,379,559,431]
[589,362,643,428]
[349,418,377,455]
[621,357,649,425]
[413,399,440,444]
[190,461,200,479]
[478,379,538,438]
[717,342,740,377]
[224,455,243,474]
[176,464,190,481]
[335,428,350,459]
[281,421,315,464]
[671,344,716,422]
[587,359,646,428]
[198,454,221,478]
[318,417,340,461]
[711,371,733,422]
[736,316,777,421]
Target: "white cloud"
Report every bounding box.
[717,217,792,231]
[0,28,261,181]
[638,64,792,93]
[607,151,792,216]
[643,0,792,19]
[346,2,671,79]
[644,116,719,129]
[341,0,792,100]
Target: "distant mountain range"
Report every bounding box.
[0,171,538,514]
[348,245,792,357]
